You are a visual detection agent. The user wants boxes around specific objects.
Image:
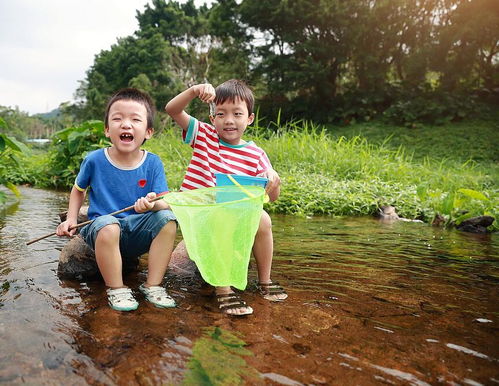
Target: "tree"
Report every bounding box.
[435,0,499,91]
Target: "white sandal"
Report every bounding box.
[139,284,176,308]
[106,287,139,311]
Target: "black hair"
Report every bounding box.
[215,79,254,115]
[104,88,155,128]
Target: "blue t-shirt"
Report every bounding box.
[75,148,168,220]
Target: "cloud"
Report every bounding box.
[0,0,150,114]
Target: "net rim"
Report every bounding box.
[163,185,266,207]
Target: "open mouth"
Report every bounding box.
[120,133,134,142]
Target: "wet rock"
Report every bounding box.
[57,236,197,281]
[297,308,340,333]
[168,240,199,279]
[57,236,99,280]
[377,205,399,221]
[432,214,445,227]
[292,343,311,355]
[456,216,495,233]
[56,205,199,280]
[59,206,89,225]
[376,205,423,223]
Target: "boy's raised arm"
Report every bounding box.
[165,84,215,131]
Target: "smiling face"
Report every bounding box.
[209,97,254,145]
[105,99,153,155]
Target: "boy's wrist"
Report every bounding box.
[189,85,199,97]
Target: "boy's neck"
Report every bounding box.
[107,146,145,168]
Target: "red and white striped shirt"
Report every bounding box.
[180,117,272,191]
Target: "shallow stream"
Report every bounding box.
[1,187,498,385]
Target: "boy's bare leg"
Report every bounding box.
[253,211,273,283]
[145,221,177,286]
[95,224,124,288]
[253,211,287,301]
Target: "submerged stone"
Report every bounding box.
[456,215,495,233]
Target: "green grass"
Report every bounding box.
[5,117,498,228]
[328,118,499,183]
[145,119,498,227]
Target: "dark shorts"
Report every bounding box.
[80,210,177,259]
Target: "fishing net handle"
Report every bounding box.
[26,192,169,245]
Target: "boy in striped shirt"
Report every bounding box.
[165,79,287,316]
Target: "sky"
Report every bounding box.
[0,0,154,115]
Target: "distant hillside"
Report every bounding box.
[35,108,60,119]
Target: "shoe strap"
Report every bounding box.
[107,287,132,295]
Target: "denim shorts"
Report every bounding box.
[80,210,177,259]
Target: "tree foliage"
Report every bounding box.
[69,0,498,125]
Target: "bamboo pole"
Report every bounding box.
[26,194,167,246]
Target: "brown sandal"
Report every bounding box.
[216,293,253,316]
[258,282,288,301]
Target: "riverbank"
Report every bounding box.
[144,118,498,228]
[2,118,498,229]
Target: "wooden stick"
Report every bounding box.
[26,194,168,246]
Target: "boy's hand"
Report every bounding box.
[134,192,156,213]
[191,84,216,103]
[259,169,281,201]
[56,219,77,237]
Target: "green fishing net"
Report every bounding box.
[164,185,265,289]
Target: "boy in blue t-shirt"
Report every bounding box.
[57,88,177,312]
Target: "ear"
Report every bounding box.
[104,126,111,138]
[247,113,255,125]
[145,127,154,140]
[209,115,215,125]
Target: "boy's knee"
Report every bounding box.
[259,211,272,232]
[154,210,177,238]
[160,219,177,236]
[96,223,120,240]
[151,209,176,224]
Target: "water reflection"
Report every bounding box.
[0,187,498,385]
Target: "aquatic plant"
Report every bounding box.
[183,327,259,385]
[0,118,30,204]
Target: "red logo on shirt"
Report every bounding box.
[138,179,147,188]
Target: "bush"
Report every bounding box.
[43,121,110,189]
[383,87,484,126]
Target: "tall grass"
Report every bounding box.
[146,120,497,224]
[7,117,496,227]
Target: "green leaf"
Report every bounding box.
[416,185,427,200]
[454,212,474,225]
[5,136,29,154]
[4,182,20,197]
[441,192,455,215]
[0,117,7,130]
[457,188,488,201]
[0,135,5,153]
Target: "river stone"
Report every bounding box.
[57,206,198,280]
[58,236,99,280]
[59,206,89,224]
[57,237,197,280]
[456,215,495,233]
[376,205,399,220]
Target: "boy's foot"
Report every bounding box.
[216,292,253,316]
[257,282,288,301]
[106,287,139,311]
[139,284,176,308]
